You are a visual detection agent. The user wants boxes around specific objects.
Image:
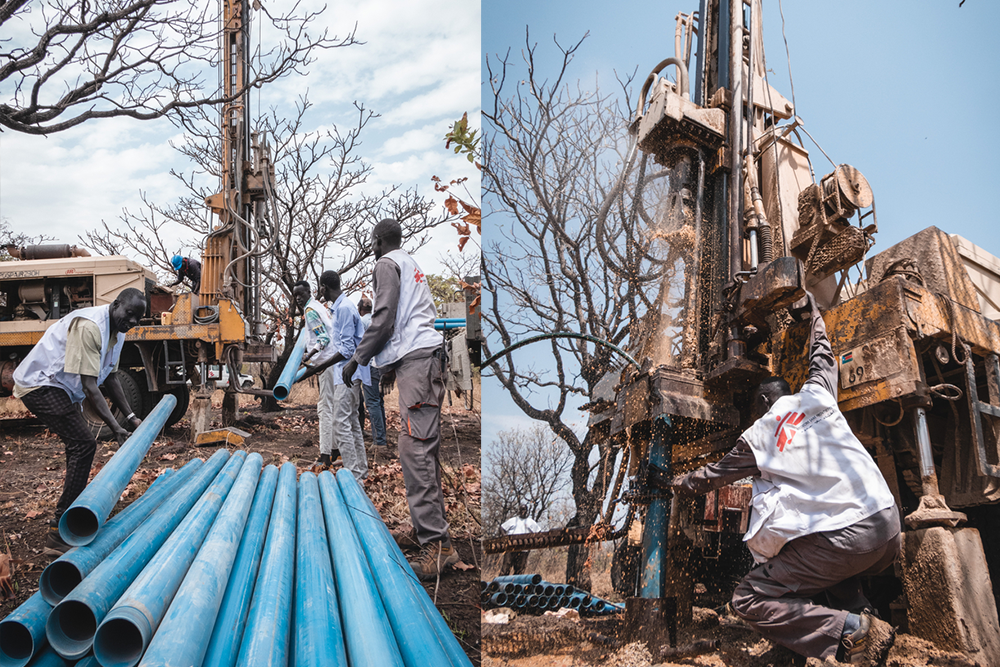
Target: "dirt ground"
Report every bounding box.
[482,605,987,667]
[0,378,482,665]
[480,551,985,667]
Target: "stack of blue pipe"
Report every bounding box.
[480,575,624,617]
[0,399,473,667]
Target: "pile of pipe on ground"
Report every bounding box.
[480,575,624,617]
[1,445,472,666]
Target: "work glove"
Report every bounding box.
[379,369,397,397]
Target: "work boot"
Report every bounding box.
[44,519,71,558]
[838,612,895,666]
[392,526,421,551]
[410,539,459,580]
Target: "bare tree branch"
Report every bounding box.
[0,0,350,134]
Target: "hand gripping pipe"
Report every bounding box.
[93,451,248,667]
[60,394,178,546]
[294,473,347,667]
[272,328,308,400]
[201,465,279,667]
[41,462,201,606]
[137,453,263,667]
[0,593,50,667]
[316,472,403,667]
[235,462,297,667]
[336,469,472,667]
[46,449,231,661]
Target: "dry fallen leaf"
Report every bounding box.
[452,560,475,572]
[159,453,178,461]
[0,552,14,600]
[24,510,42,520]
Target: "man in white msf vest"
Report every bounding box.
[341,218,456,580]
[13,288,146,555]
[660,291,899,666]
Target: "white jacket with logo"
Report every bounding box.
[13,305,125,404]
[372,249,443,367]
[740,383,895,562]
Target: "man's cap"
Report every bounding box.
[171,255,183,271]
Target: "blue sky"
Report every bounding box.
[481,1,1000,467]
[0,0,481,284]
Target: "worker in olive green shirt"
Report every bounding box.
[13,288,146,555]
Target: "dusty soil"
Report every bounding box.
[481,605,984,667]
[0,380,482,665]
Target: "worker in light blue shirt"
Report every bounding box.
[308,270,370,481]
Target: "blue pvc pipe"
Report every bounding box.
[335,469,471,667]
[640,416,673,599]
[45,449,231,661]
[293,473,347,667]
[59,394,178,546]
[202,465,279,667]
[41,461,201,606]
[316,472,402,667]
[272,328,308,400]
[138,453,263,667]
[235,462,297,666]
[434,319,466,324]
[93,451,247,667]
[16,645,71,667]
[491,574,542,587]
[0,593,51,667]
[488,593,508,607]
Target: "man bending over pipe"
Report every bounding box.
[341,218,456,580]
[13,288,146,556]
[653,291,899,666]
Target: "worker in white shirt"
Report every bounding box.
[499,504,542,575]
[655,291,898,666]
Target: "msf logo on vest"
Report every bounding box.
[774,411,805,452]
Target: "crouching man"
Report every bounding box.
[656,291,899,666]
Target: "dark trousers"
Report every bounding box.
[500,550,530,576]
[20,386,98,519]
[731,505,901,660]
[362,365,387,448]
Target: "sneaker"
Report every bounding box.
[410,539,459,580]
[839,612,895,666]
[44,521,71,558]
[392,526,421,551]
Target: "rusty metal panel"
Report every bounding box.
[128,324,219,342]
[904,285,1000,357]
[0,331,44,346]
[217,299,247,342]
[776,279,921,412]
[866,226,980,313]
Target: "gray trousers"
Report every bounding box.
[333,380,367,482]
[393,346,450,545]
[731,505,901,660]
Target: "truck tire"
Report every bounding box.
[159,386,189,428]
[81,369,150,440]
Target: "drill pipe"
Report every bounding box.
[45,450,230,661]
[235,462,297,666]
[335,469,471,667]
[272,329,308,400]
[60,395,178,546]
[0,593,50,667]
[41,463,199,606]
[137,453,263,667]
[202,465,279,667]
[316,472,403,667]
[93,451,247,667]
[293,473,347,667]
